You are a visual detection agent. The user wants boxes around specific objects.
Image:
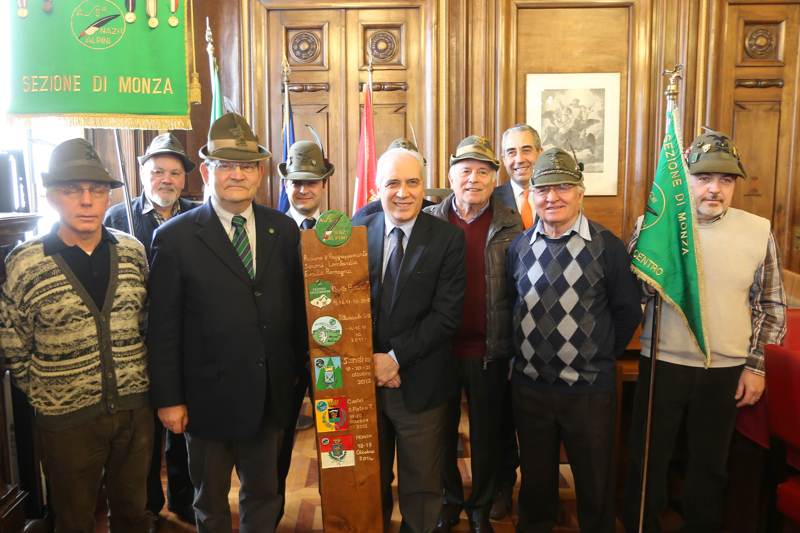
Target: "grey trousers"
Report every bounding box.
[185,424,284,533]
[378,387,448,533]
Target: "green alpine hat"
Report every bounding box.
[532,148,584,187]
[42,138,123,189]
[138,132,195,172]
[199,112,271,162]
[686,130,747,178]
[387,137,427,165]
[278,140,334,181]
[449,135,500,170]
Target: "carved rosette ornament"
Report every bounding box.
[291,31,321,64]
[368,31,397,62]
[745,28,776,59]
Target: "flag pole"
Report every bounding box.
[365,49,373,201]
[113,129,135,233]
[637,64,683,533]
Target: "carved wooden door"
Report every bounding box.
[262,6,425,214]
[714,3,800,269]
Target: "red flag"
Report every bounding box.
[352,75,376,215]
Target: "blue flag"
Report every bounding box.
[278,87,295,213]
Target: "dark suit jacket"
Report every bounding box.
[146,202,307,440]
[492,182,517,213]
[353,211,466,413]
[104,194,199,260]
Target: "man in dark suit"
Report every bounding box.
[493,124,542,229]
[488,124,542,521]
[105,133,199,259]
[104,133,198,529]
[276,139,334,506]
[353,146,466,533]
[147,113,307,533]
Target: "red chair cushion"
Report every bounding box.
[777,476,800,525]
[766,345,800,447]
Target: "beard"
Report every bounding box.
[149,187,179,208]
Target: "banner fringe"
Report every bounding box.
[10,114,192,131]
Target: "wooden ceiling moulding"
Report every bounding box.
[285,24,329,70]
[361,24,406,69]
[738,21,784,66]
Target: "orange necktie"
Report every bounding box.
[520,189,534,229]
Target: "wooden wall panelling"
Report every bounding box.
[713,2,800,270]
[180,1,243,200]
[499,0,651,239]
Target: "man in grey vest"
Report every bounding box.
[624,131,787,533]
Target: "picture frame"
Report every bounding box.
[526,73,621,196]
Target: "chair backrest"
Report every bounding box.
[766,344,800,448]
[782,308,800,349]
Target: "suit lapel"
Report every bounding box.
[195,202,252,285]
[391,213,429,309]
[253,205,277,285]
[366,214,385,309]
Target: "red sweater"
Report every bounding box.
[448,205,491,358]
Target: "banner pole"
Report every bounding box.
[637,65,682,533]
[113,129,135,233]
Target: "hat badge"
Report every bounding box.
[229,126,247,147]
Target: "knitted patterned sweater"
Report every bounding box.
[507,215,642,391]
[0,227,149,429]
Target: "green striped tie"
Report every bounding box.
[231,215,254,279]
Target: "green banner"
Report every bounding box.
[631,108,709,362]
[8,0,196,129]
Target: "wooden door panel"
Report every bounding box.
[346,8,423,211]
[731,101,779,221]
[716,2,800,268]
[266,9,345,209]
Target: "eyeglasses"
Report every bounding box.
[533,184,577,196]
[53,184,110,198]
[207,161,260,174]
[150,168,186,179]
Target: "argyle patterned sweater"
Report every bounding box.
[0,228,149,429]
[507,219,642,391]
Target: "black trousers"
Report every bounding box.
[495,370,520,492]
[146,411,193,515]
[513,383,616,533]
[441,357,507,516]
[186,424,284,533]
[378,387,448,533]
[623,358,741,533]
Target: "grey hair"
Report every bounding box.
[501,124,543,152]
[376,148,426,185]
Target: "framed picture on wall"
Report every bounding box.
[526,73,621,196]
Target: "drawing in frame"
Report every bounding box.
[526,73,621,196]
